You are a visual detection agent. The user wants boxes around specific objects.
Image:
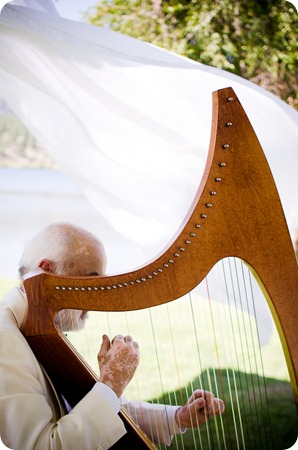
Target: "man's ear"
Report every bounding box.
[39,259,56,273]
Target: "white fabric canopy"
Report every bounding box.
[0,0,297,343]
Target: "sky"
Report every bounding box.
[53,0,96,21]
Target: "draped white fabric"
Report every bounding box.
[0,0,297,343]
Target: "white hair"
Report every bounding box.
[19,222,105,277]
[19,222,106,332]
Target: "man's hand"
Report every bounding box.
[175,390,225,428]
[97,334,140,397]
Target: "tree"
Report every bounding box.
[88,0,297,108]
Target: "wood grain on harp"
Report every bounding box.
[23,87,298,449]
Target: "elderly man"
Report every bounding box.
[0,222,224,450]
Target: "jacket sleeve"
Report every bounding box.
[0,327,126,450]
[121,397,185,446]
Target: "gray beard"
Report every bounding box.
[54,309,88,332]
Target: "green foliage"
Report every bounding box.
[0,113,57,168]
[88,0,297,108]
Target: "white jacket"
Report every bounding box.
[0,288,181,450]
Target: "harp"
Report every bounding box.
[22,87,298,449]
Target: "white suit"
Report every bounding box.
[0,288,181,450]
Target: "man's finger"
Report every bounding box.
[203,391,216,414]
[112,334,124,344]
[194,397,206,411]
[213,398,225,415]
[186,389,205,405]
[98,334,110,358]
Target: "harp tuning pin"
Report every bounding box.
[195,224,202,228]
[223,144,230,149]
[226,122,233,127]
[219,162,226,167]
[227,97,234,102]
[215,177,222,182]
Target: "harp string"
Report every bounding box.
[233,259,264,448]
[184,295,205,450]
[236,261,266,449]
[189,293,214,450]
[164,301,204,450]
[239,260,273,450]
[204,278,228,450]
[60,257,296,449]
[229,258,256,449]
[147,308,171,448]
[222,259,251,450]
[223,259,263,449]
[244,266,274,450]
[223,258,276,450]
[195,282,225,450]
[164,304,186,450]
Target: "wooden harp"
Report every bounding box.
[22,87,298,449]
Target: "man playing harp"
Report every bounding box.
[0,222,225,450]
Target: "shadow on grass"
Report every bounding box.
[150,368,297,450]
